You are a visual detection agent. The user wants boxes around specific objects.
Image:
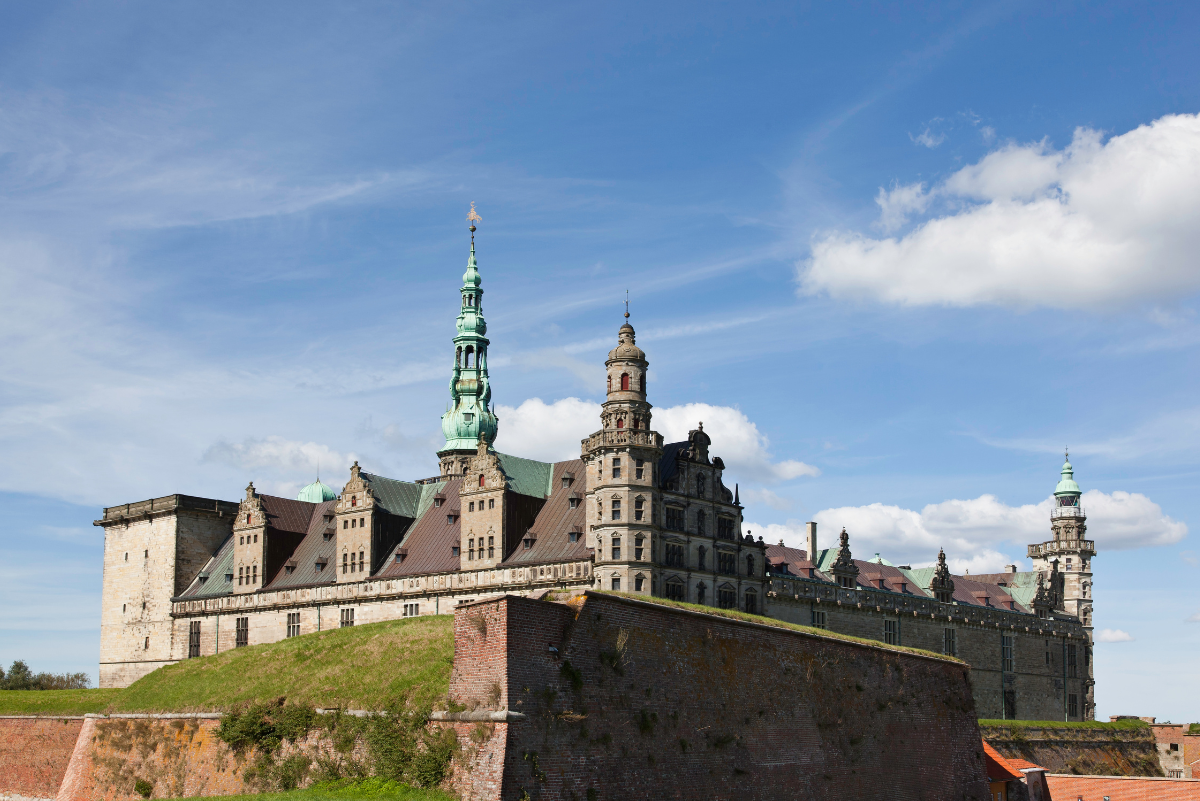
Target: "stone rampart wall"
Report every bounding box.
[0,717,84,800]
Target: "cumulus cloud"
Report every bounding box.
[910,128,946,149]
[202,436,355,476]
[749,489,1186,573]
[493,398,820,484]
[802,114,1200,309]
[1096,629,1134,643]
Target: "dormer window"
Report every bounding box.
[523,536,534,550]
[434,496,444,508]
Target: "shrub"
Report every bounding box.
[133,778,153,798]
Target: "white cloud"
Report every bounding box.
[910,128,946,148]
[1096,629,1135,643]
[802,113,1200,309]
[202,436,355,477]
[749,489,1186,573]
[493,398,820,485]
[740,487,794,511]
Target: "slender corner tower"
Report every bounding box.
[438,204,500,477]
[1028,453,1095,719]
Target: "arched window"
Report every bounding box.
[607,375,612,393]
[479,474,485,487]
[696,511,706,535]
[621,373,630,391]
[456,347,462,367]
[616,418,624,429]
[465,346,475,368]
[696,474,706,499]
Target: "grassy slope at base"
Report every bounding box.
[0,617,454,715]
[0,688,123,715]
[979,719,1149,730]
[184,779,455,801]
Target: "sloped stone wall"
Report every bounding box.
[981,723,1163,776]
[0,717,84,800]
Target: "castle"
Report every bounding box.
[95,221,1094,720]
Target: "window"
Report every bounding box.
[1002,635,1014,673]
[359,551,364,572]
[616,418,625,429]
[469,502,474,512]
[569,497,579,509]
[696,584,706,605]
[287,613,300,638]
[746,555,755,576]
[1068,694,1078,718]
[744,590,757,615]
[696,475,706,499]
[489,498,494,509]
[665,506,685,531]
[838,574,855,589]
[717,517,735,541]
[634,496,644,521]
[611,498,621,520]
[240,536,244,545]
[612,538,621,560]
[352,518,356,528]
[452,546,460,557]
[1067,644,1078,678]
[696,511,706,535]
[359,518,364,529]
[188,621,201,658]
[342,553,348,574]
[635,459,644,479]
[635,537,644,561]
[568,531,581,543]
[811,609,827,629]
[718,586,736,609]
[403,603,419,618]
[1170,743,1180,752]
[246,514,251,524]
[343,520,348,529]
[434,497,443,508]
[621,373,630,391]
[634,574,644,592]
[611,576,621,591]
[884,619,899,645]
[943,628,957,656]
[145,636,150,650]
[697,546,706,570]
[612,458,621,479]
[665,579,685,601]
[252,565,257,584]
[488,536,495,559]
[479,474,485,487]
[235,617,249,647]
[665,543,685,567]
[340,608,355,628]
[718,552,736,575]
[238,566,244,585]
[469,539,475,560]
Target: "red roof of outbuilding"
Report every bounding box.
[1046,774,1200,800]
[982,740,1023,783]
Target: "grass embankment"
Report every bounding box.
[979,718,1149,730]
[184,779,454,801]
[0,617,454,716]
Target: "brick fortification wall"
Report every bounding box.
[448,592,992,801]
[0,717,85,800]
[981,723,1163,777]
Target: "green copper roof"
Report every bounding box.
[441,233,498,452]
[362,473,445,519]
[495,451,555,499]
[297,479,337,503]
[1055,457,1081,497]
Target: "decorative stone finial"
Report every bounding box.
[245,482,256,501]
[830,528,859,587]
[350,460,361,480]
[931,548,955,603]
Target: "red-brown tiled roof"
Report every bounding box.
[764,543,826,579]
[503,460,589,566]
[982,740,1023,783]
[853,560,930,597]
[950,574,1026,612]
[376,478,464,577]
[1005,758,1047,772]
[259,494,317,535]
[1046,774,1200,800]
[263,499,338,589]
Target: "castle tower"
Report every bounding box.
[1028,453,1095,718]
[439,205,499,477]
[582,311,663,595]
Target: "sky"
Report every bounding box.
[1,1,1198,722]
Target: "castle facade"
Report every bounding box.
[95,228,1094,720]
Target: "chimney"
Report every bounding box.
[806,522,818,560]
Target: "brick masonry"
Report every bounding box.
[446,592,993,801]
[0,718,84,799]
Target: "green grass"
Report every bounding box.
[979,718,1150,730]
[0,617,454,716]
[0,688,122,715]
[183,778,455,800]
[586,590,965,664]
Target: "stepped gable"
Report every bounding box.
[502,459,589,565]
[376,478,462,577]
[177,534,236,598]
[263,499,338,589]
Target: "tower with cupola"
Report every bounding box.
[581,311,663,595]
[439,204,500,477]
[1028,453,1095,718]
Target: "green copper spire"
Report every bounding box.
[1054,450,1081,500]
[440,204,499,453]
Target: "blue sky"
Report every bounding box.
[2,1,1198,721]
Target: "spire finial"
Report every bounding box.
[624,289,629,319]
[467,202,481,247]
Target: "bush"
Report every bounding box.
[0,660,90,691]
[133,778,153,798]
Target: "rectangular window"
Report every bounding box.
[452,546,460,557]
[340,608,355,628]
[252,565,257,584]
[884,619,899,645]
[342,553,348,574]
[718,552,737,575]
[612,458,621,479]
[235,617,249,648]
[1068,694,1078,718]
[469,501,474,512]
[568,531,580,543]
[358,551,364,572]
[665,543,685,567]
[569,498,579,509]
[1067,644,1078,678]
[488,536,494,559]
[943,628,957,656]
[611,499,621,520]
[717,517,735,541]
[634,575,644,591]
[811,609,827,629]
[665,581,685,601]
[665,506,685,531]
[403,603,419,618]
[287,612,300,638]
[1002,635,1015,673]
[635,459,644,479]
[612,538,621,560]
[188,621,201,658]
[635,537,643,561]
[718,587,736,609]
[468,539,475,560]
[634,497,644,521]
[489,498,494,509]
[238,566,244,585]
[611,576,621,591]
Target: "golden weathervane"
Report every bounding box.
[467,202,482,231]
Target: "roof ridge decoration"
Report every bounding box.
[440,205,499,457]
[931,548,955,603]
[829,527,859,587]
